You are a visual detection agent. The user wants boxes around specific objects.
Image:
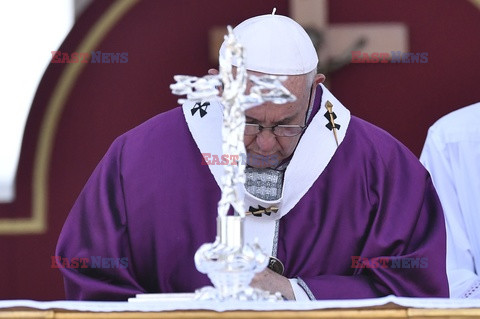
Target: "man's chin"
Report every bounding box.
[246,153,281,168]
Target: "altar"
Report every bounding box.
[1,297,480,319]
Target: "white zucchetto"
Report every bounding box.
[219,13,318,75]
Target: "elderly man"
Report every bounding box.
[56,13,448,300]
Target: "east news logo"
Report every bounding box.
[51,51,128,64]
[351,51,429,64]
[51,256,128,269]
[351,256,428,269]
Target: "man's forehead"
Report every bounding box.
[245,103,302,122]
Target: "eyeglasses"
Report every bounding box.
[244,123,306,137]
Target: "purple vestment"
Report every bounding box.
[56,91,448,300]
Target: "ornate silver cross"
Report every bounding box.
[171,26,295,218]
[170,26,295,301]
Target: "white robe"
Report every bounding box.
[420,103,480,298]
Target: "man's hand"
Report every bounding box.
[250,267,295,300]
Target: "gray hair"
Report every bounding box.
[305,69,318,122]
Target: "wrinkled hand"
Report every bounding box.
[250,267,295,300]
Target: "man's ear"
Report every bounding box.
[314,73,326,86]
[309,73,325,98]
[306,73,326,116]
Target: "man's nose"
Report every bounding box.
[255,129,277,153]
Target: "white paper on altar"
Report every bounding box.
[1,296,480,312]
